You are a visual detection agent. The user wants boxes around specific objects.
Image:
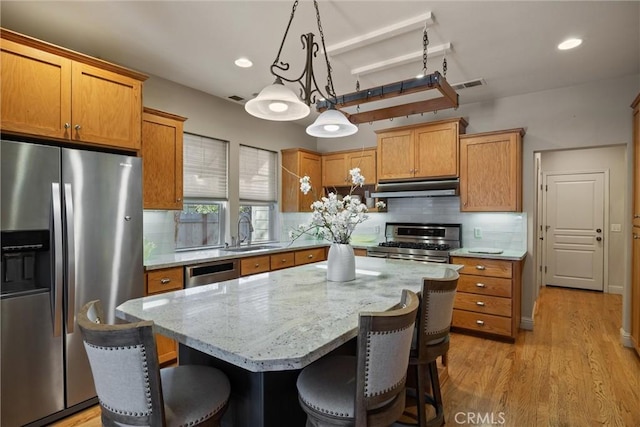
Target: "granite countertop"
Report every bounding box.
[144,240,331,270]
[450,247,527,261]
[117,257,462,372]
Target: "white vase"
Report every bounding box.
[326,243,356,282]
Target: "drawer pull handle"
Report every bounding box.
[475,265,486,270]
[476,320,485,326]
[476,301,486,306]
[160,278,171,285]
[476,283,486,288]
[282,259,287,263]
[255,263,260,268]
[308,254,313,259]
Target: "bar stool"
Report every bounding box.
[77,300,231,427]
[296,289,420,427]
[405,269,459,427]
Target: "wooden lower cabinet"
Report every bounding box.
[240,255,271,276]
[295,248,325,265]
[354,248,368,257]
[450,256,522,341]
[145,267,184,365]
[270,252,295,271]
[241,247,327,276]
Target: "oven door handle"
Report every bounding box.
[366,252,389,258]
[389,253,448,263]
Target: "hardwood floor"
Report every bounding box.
[54,286,640,427]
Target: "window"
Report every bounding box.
[239,145,277,243]
[176,133,228,250]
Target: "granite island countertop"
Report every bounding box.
[117,256,462,372]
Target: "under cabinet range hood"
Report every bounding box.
[371,179,459,198]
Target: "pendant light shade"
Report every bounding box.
[306,108,358,138]
[245,78,310,121]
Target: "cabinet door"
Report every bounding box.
[377,130,414,180]
[142,110,185,210]
[1,39,72,139]
[414,122,458,178]
[145,268,183,366]
[632,227,640,355]
[348,149,377,184]
[633,106,640,227]
[322,153,348,187]
[460,131,522,212]
[299,151,322,212]
[71,62,142,150]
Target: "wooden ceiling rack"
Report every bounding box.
[316,71,458,124]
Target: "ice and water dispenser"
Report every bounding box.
[1,230,51,297]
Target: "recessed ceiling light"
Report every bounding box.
[234,57,253,68]
[557,38,582,50]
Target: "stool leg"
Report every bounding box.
[428,361,444,426]
[416,363,427,427]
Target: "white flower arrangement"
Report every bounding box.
[289,168,385,244]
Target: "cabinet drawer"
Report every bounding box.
[452,309,512,337]
[147,267,183,294]
[295,248,325,265]
[450,257,513,278]
[270,252,295,271]
[457,274,512,298]
[241,255,271,276]
[454,292,512,317]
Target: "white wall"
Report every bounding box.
[143,71,639,337]
[318,72,639,334]
[142,75,317,245]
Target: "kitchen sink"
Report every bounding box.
[223,245,280,253]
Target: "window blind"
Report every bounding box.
[183,133,228,199]
[239,145,277,202]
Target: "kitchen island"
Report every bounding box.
[117,257,462,427]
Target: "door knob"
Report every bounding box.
[596,237,602,241]
[596,228,602,233]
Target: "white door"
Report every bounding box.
[544,172,605,291]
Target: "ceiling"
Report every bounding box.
[1,1,639,125]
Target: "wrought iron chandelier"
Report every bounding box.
[244,0,357,138]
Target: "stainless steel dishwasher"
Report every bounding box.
[184,259,240,287]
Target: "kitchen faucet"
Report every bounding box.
[236,215,254,247]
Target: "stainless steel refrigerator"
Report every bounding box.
[1,139,143,426]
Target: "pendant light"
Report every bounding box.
[245,0,357,138]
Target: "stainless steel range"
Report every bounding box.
[367,223,461,263]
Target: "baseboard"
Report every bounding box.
[620,327,634,348]
[608,285,623,295]
[520,316,534,331]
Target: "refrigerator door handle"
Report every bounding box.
[64,183,76,334]
[52,183,63,337]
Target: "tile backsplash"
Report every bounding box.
[281,196,526,251]
[146,197,526,256]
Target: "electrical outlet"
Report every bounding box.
[375,225,380,234]
[611,224,621,232]
[474,227,482,239]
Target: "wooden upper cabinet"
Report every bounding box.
[322,152,348,187]
[632,94,640,227]
[414,121,460,178]
[322,148,377,188]
[142,108,187,210]
[0,28,147,151]
[281,148,322,212]
[70,63,143,150]
[376,129,414,181]
[376,118,467,182]
[459,129,524,212]
[1,38,72,139]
